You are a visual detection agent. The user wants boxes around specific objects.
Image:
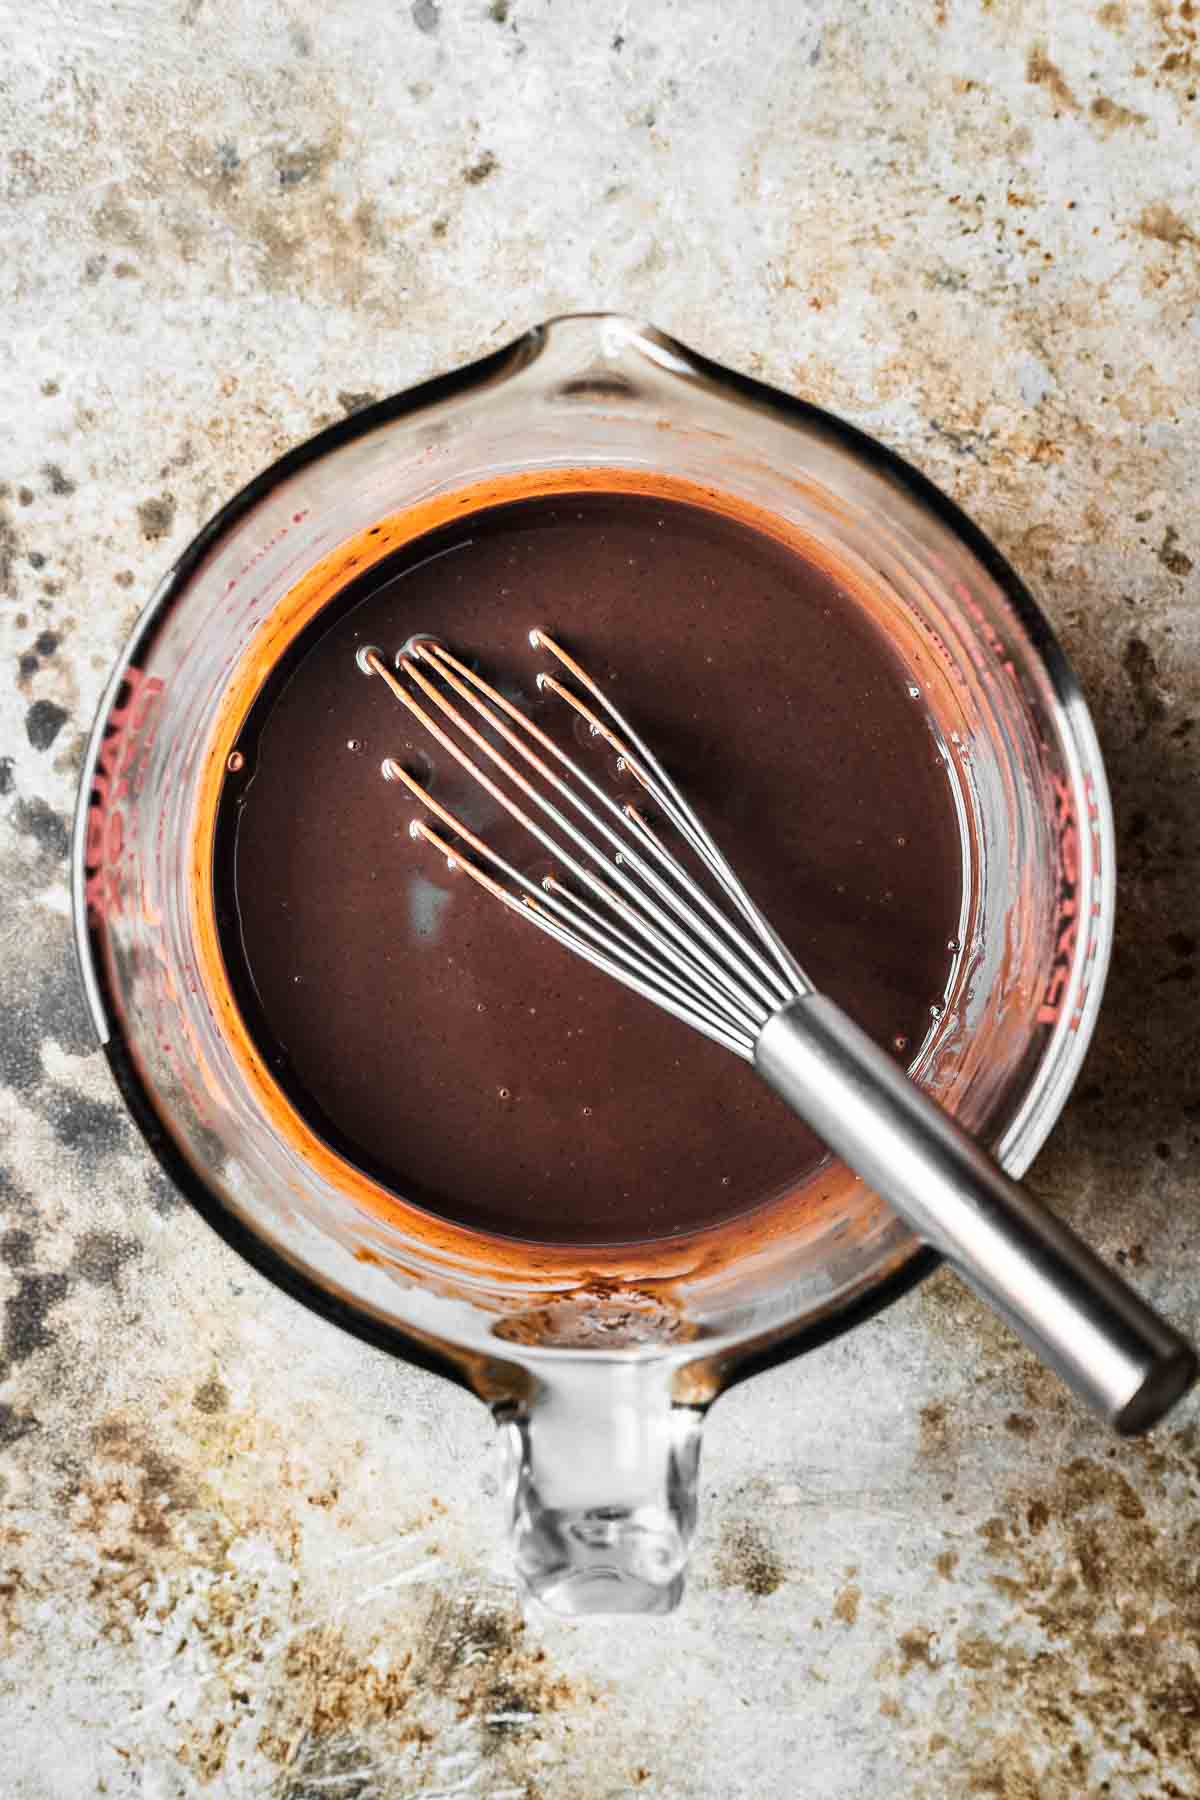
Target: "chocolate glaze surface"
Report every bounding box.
[215,493,962,1244]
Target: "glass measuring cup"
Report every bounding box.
[74,314,1115,1613]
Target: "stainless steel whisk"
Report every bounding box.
[358,631,1196,1432]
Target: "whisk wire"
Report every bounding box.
[532,630,812,999]
[366,651,762,1040]
[530,671,798,1012]
[370,647,774,1033]
[406,812,755,1058]
[410,642,791,1019]
[390,761,756,1048]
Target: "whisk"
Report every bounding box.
[357,631,1196,1432]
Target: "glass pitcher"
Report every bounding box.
[73,313,1113,1614]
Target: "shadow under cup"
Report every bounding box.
[74,316,1113,1613]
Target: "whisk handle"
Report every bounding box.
[755,996,1196,1433]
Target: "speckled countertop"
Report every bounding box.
[2,3,1199,1796]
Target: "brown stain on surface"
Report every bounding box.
[85,116,408,313]
[916,1268,1077,1429]
[1090,93,1148,131]
[414,1584,586,1721]
[10,1385,592,1786]
[1026,45,1080,111]
[137,494,176,540]
[918,1399,948,1455]
[713,1519,786,1598]
[67,1416,197,1555]
[954,1447,1200,1791]
[955,1632,999,1671]
[917,1397,961,1472]
[257,1585,594,1788]
[889,1424,1200,1796]
[1150,0,1197,87]
[897,1626,939,1674]
[1138,201,1198,249]
[1124,634,1170,732]
[192,1375,229,1414]
[1158,524,1194,576]
[833,1583,861,1625]
[463,150,499,185]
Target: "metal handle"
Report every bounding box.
[755,996,1196,1433]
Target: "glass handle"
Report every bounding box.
[496,1362,703,1615]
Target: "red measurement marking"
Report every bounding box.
[1037,772,1093,1030]
[222,509,309,595]
[83,666,164,926]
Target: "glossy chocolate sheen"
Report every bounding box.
[214,493,962,1245]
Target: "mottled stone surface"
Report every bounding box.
[2,2,1199,1795]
